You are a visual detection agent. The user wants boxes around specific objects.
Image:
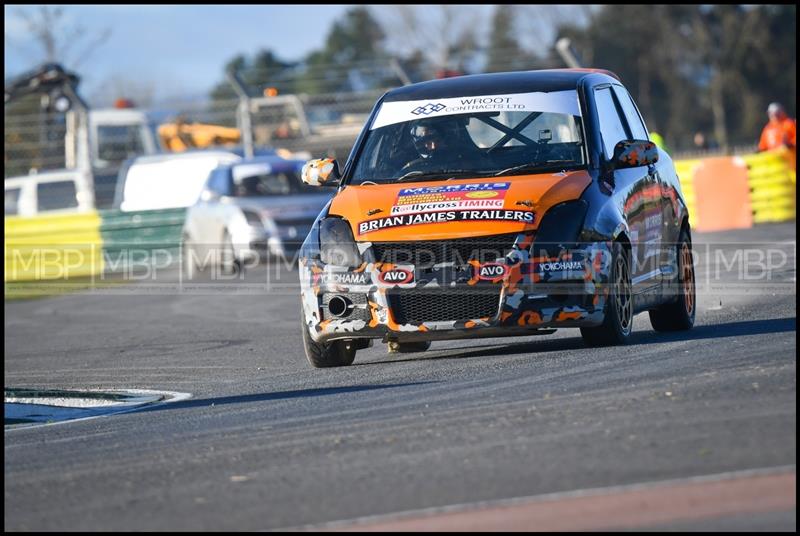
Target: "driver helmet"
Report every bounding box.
[410,121,447,158]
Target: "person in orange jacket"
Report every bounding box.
[759,102,796,151]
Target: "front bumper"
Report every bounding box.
[300,237,614,344]
[232,223,313,262]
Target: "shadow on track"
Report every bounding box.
[137,382,439,413]
[630,317,796,344]
[358,317,796,366]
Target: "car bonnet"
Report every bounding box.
[329,171,592,242]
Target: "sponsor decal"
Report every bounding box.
[378,268,414,285]
[358,209,535,235]
[465,191,499,199]
[477,263,508,281]
[645,213,662,230]
[390,199,504,215]
[392,182,510,215]
[411,103,446,116]
[398,182,509,198]
[370,90,582,130]
[537,261,584,272]
[320,272,369,285]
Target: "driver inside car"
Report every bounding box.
[401,117,481,174]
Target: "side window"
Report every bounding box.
[5,188,21,215]
[612,86,649,140]
[207,168,232,196]
[594,87,631,160]
[96,125,145,167]
[37,181,79,212]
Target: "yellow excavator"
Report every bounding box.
[158,115,241,152]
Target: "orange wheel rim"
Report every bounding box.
[615,253,632,333]
[681,243,695,315]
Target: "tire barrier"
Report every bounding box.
[99,208,187,274]
[739,150,796,224]
[674,149,796,232]
[4,150,794,282]
[4,208,186,282]
[4,211,104,282]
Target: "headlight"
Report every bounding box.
[242,209,263,226]
[531,200,588,258]
[319,217,361,267]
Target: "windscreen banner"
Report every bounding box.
[370,90,581,130]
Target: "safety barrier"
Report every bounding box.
[99,208,187,273]
[739,150,796,224]
[4,211,104,282]
[4,151,794,283]
[674,148,796,232]
[4,208,187,282]
[674,158,700,226]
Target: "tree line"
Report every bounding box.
[210,5,795,153]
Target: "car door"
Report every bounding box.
[192,167,231,259]
[612,85,675,282]
[593,85,662,296]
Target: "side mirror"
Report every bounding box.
[301,158,341,187]
[612,140,659,170]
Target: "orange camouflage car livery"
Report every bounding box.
[297,69,692,358]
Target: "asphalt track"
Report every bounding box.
[4,222,796,531]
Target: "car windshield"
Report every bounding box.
[96,125,146,168]
[232,169,317,197]
[350,90,586,184]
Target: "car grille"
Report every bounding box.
[388,289,501,324]
[370,233,519,267]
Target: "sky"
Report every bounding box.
[4,5,357,104]
[4,5,552,107]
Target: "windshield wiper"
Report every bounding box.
[493,161,577,177]
[396,170,425,182]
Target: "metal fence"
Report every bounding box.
[4,88,389,183]
[5,98,69,178]
[3,46,560,183]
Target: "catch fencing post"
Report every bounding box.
[227,69,254,159]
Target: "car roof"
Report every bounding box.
[383,69,620,102]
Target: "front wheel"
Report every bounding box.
[220,230,241,276]
[649,228,696,331]
[301,316,357,368]
[580,241,633,347]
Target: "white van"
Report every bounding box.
[113,150,241,212]
[5,170,95,217]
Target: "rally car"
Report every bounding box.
[297,69,695,367]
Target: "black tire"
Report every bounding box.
[581,241,633,347]
[649,227,696,331]
[220,231,241,276]
[301,316,357,368]
[389,341,431,353]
